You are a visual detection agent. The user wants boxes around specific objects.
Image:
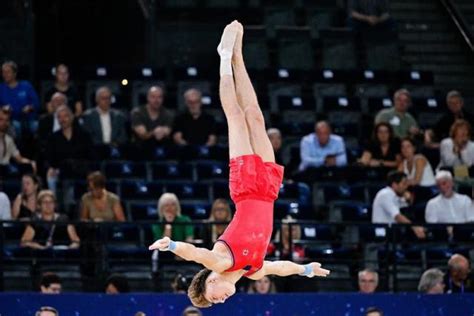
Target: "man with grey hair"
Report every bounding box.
[82,86,127,146]
[445,254,473,293]
[38,92,67,145]
[267,128,283,165]
[418,268,445,294]
[375,89,419,138]
[425,170,474,224]
[173,88,217,146]
[358,268,379,293]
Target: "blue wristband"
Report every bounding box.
[300,264,312,276]
[168,240,177,252]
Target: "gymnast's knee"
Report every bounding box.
[244,106,265,125]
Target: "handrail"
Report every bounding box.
[439,0,474,53]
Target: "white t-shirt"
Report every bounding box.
[402,155,436,186]
[0,192,11,220]
[372,186,405,224]
[425,192,474,223]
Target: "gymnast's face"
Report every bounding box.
[204,272,236,304]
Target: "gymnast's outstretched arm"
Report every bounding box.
[246,261,330,280]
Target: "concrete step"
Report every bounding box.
[404,43,464,53]
[404,54,468,63]
[399,32,459,42]
[390,2,438,10]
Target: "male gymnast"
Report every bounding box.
[149,20,330,307]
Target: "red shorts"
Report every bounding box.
[229,154,284,203]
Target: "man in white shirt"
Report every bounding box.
[372,171,425,239]
[425,170,474,223]
[0,191,11,220]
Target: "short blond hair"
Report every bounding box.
[37,190,56,205]
[187,268,213,308]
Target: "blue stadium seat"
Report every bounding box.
[106,224,141,245]
[425,247,470,268]
[128,202,158,221]
[300,224,335,241]
[212,180,230,200]
[339,202,371,222]
[452,226,474,243]
[166,182,210,201]
[195,161,228,180]
[0,163,34,179]
[274,201,312,219]
[120,181,165,201]
[150,162,194,181]
[104,161,147,180]
[2,180,20,201]
[180,201,211,219]
[412,185,439,204]
[359,225,388,243]
[278,182,311,205]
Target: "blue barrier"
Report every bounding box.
[0,293,473,316]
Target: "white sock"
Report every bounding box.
[218,43,233,76]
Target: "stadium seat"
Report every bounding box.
[195,160,229,180]
[276,27,314,71]
[166,182,211,202]
[242,26,270,70]
[103,161,147,180]
[320,29,357,70]
[313,83,347,113]
[338,201,371,222]
[274,201,312,219]
[150,162,194,181]
[85,80,123,109]
[211,180,230,200]
[128,202,158,221]
[278,182,311,205]
[180,201,212,219]
[120,181,165,201]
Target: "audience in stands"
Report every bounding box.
[12,174,41,220]
[171,273,190,294]
[105,274,130,294]
[39,272,62,294]
[439,119,474,170]
[201,198,232,248]
[267,128,284,165]
[418,268,445,294]
[272,215,304,261]
[358,269,379,294]
[45,105,92,194]
[0,189,11,220]
[398,137,435,187]
[0,60,39,137]
[152,193,193,242]
[20,190,80,250]
[375,89,419,139]
[425,171,474,224]
[299,120,347,171]
[372,171,425,239]
[44,64,83,116]
[173,88,217,147]
[35,306,59,316]
[348,0,393,32]
[80,171,125,222]
[445,254,473,293]
[38,92,67,147]
[247,275,277,294]
[365,307,384,316]
[81,86,128,146]
[0,107,36,168]
[181,306,203,316]
[358,122,401,168]
[131,86,174,148]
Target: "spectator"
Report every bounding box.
[418,268,445,294]
[247,275,277,294]
[0,189,11,220]
[45,105,92,194]
[35,306,59,316]
[445,254,473,293]
[12,174,41,220]
[80,171,125,222]
[365,307,384,316]
[171,273,190,294]
[273,215,304,261]
[348,0,393,33]
[439,119,474,169]
[0,60,40,136]
[152,193,193,242]
[38,92,66,146]
[398,137,435,187]
[39,272,62,294]
[81,86,128,146]
[105,274,130,294]
[425,170,474,224]
[358,268,379,294]
[131,86,174,147]
[181,306,202,316]
[375,89,419,139]
[267,128,284,165]
[45,64,83,116]
[0,107,36,168]
[20,190,80,250]
[299,121,347,171]
[372,171,425,239]
[201,198,232,247]
[358,122,401,168]
[173,88,217,146]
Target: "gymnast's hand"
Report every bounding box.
[149,236,173,251]
[303,262,331,278]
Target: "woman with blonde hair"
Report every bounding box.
[152,192,193,242]
[247,275,277,294]
[201,199,232,247]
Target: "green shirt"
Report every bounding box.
[152,215,194,241]
[375,108,418,138]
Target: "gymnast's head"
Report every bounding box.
[188,269,236,307]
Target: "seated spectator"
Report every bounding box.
[445,254,473,293]
[171,273,190,294]
[0,60,40,137]
[152,193,193,242]
[182,306,202,316]
[0,107,36,168]
[35,306,59,316]
[267,128,283,165]
[418,268,445,294]
[12,174,41,220]
[358,122,401,168]
[38,92,67,146]
[426,170,474,224]
[358,268,379,294]
[247,275,277,294]
[44,64,83,116]
[80,171,125,222]
[375,89,419,139]
[173,88,217,147]
[372,171,425,239]
[273,215,304,261]
[39,272,62,294]
[348,0,393,33]
[0,189,11,220]
[45,105,92,194]
[81,86,128,146]
[299,120,347,171]
[131,86,174,148]
[201,198,232,247]
[365,307,384,316]
[439,119,474,169]
[105,274,130,294]
[20,190,80,250]
[398,137,435,187]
